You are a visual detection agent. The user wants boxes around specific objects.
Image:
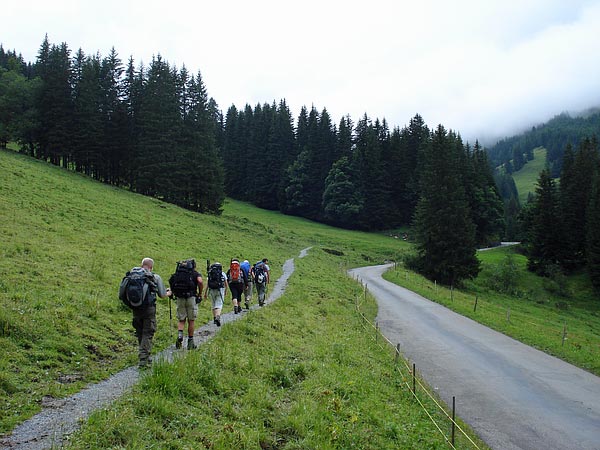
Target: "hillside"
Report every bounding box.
[512,147,548,203]
[486,110,600,177]
[0,149,484,448]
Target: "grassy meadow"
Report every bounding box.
[1,149,486,448]
[512,147,548,204]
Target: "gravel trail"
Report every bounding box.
[1,249,309,450]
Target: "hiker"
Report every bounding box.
[204,261,228,326]
[122,257,171,368]
[169,259,203,350]
[227,258,248,314]
[254,258,270,306]
[240,259,253,310]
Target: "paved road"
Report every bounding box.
[349,264,600,450]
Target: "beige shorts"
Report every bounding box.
[176,296,198,321]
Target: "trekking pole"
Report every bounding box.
[169,294,174,339]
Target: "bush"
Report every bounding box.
[487,254,521,296]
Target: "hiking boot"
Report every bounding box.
[187,337,196,350]
[245,301,250,310]
[234,305,240,314]
[176,337,183,349]
[214,315,221,327]
[138,359,152,369]
[259,300,264,306]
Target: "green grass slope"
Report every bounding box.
[0,150,484,448]
[512,147,548,204]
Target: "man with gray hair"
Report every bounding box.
[132,257,170,368]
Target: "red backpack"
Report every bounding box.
[229,260,242,284]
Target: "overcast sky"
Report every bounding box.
[3,0,600,144]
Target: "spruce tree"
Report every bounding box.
[100,47,127,185]
[560,139,599,269]
[526,169,564,274]
[465,140,505,246]
[36,39,73,166]
[134,55,180,197]
[412,125,480,285]
[352,115,389,229]
[322,156,363,227]
[587,174,600,292]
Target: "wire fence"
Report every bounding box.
[353,281,483,450]
[391,267,598,353]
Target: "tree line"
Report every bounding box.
[487,111,600,177]
[522,137,600,290]
[2,37,507,285]
[0,38,224,213]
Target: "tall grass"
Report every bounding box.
[2,149,487,448]
[69,251,477,449]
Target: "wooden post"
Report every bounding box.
[395,343,401,364]
[451,396,456,446]
[562,321,567,347]
[507,307,511,323]
[450,285,454,302]
[375,321,379,342]
[474,295,478,312]
[412,363,416,397]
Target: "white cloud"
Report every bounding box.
[3,0,600,144]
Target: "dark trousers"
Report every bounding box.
[132,305,156,365]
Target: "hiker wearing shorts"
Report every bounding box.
[227,258,248,314]
[254,258,270,306]
[131,257,171,368]
[170,259,203,350]
[204,262,228,327]
[240,259,253,310]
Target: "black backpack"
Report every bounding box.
[169,259,198,298]
[254,263,266,285]
[207,263,224,289]
[119,267,157,309]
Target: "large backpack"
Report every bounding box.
[119,267,156,309]
[254,262,266,285]
[169,259,198,298]
[207,263,224,289]
[228,260,243,284]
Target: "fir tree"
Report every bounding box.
[412,125,480,285]
[322,156,363,227]
[526,169,564,275]
[560,139,599,269]
[587,173,600,292]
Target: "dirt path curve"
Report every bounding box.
[1,248,311,450]
[349,264,600,450]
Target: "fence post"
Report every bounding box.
[412,363,416,397]
[507,307,511,323]
[375,321,379,342]
[395,343,401,364]
[364,284,367,302]
[451,396,456,446]
[562,321,567,346]
[450,285,454,302]
[473,295,478,312]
